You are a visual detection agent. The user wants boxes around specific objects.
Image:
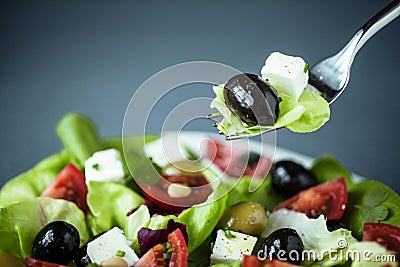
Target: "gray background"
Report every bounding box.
[1,0,399,191]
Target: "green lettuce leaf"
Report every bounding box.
[56,113,103,168]
[310,154,354,186]
[210,85,330,136]
[343,180,400,239]
[210,262,242,267]
[262,209,357,266]
[285,89,330,133]
[348,241,397,267]
[86,181,145,236]
[126,205,151,254]
[0,198,89,258]
[0,151,70,208]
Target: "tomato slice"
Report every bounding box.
[25,258,67,267]
[363,223,400,261]
[134,229,188,267]
[168,228,188,267]
[133,243,166,267]
[243,255,300,267]
[273,178,347,220]
[41,163,88,213]
[206,138,272,178]
[140,174,212,212]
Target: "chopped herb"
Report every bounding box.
[149,157,163,174]
[87,264,100,267]
[223,228,236,239]
[163,242,173,260]
[304,63,309,73]
[165,242,173,253]
[115,249,126,257]
[92,163,100,170]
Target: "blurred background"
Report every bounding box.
[1,0,399,191]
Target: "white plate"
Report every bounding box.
[152,131,365,181]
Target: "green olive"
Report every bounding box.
[0,252,25,267]
[218,202,268,236]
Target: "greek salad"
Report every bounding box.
[0,113,399,267]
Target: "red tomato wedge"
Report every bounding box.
[140,174,212,212]
[205,138,272,178]
[134,228,188,267]
[168,228,188,267]
[133,243,166,267]
[273,178,347,220]
[25,258,67,267]
[363,223,400,261]
[41,163,89,213]
[243,255,300,267]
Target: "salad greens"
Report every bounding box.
[210,83,330,136]
[310,155,400,240]
[86,181,145,235]
[0,198,89,258]
[0,113,399,267]
[0,151,70,208]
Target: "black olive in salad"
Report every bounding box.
[32,221,80,265]
[224,73,280,126]
[258,228,304,265]
[326,220,348,232]
[270,160,318,197]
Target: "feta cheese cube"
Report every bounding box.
[85,148,125,183]
[87,227,139,266]
[210,229,258,264]
[261,52,309,100]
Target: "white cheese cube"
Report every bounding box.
[210,229,258,264]
[87,227,139,266]
[85,148,125,183]
[261,52,309,100]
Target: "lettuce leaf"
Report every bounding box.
[210,85,330,136]
[86,181,145,236]
[348,241,397,267]
[0,151,70,208]
[0,198,89,258]
[56,113,103,169]
[262,209,357,266]
[310,154,354,186]
[343,180,400,239]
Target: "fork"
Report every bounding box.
[211,0,400,141]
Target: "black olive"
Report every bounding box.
[271,160,318,197]
[74,244,91,267]
[224,73,279,126]
[74,232,104,267]
[326,220,348,232]
[258,228,304,265]
[32,221,80,265]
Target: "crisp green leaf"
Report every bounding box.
[0,151,70,208]
[0,198,89,258]
[87,181,144,235]
[56,113,103,169]
[310,154,354,186]
[364,187,388,207]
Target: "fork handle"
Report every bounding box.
[351,0,400,60]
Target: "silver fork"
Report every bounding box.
[214,0,400,141]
